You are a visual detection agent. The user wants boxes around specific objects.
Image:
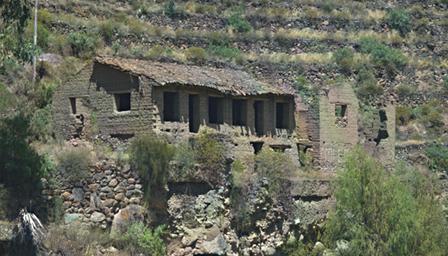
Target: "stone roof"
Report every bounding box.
[95,57,291,96]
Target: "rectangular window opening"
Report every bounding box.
[335,104,347,117]
[189,94,200,132]
[163,92,179,121]
[114,93,131,112]
[232,99,247,126]
[276,102,289,129]
[69,97,77,114]
[208,97,224,124]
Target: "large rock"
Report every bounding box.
[64,213,83,224]
[111,204,145,235]
[71,187,84,202]
[91,212,106,222]
[196,234,228,255]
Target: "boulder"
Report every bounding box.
[196,234,228,255]
[90,212,106,222]
[71,187,84,202]
[111,204,145,234]
[64,213,83,224]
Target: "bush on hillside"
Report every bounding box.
[323,147,448,255]
[255,148,295,198]
[67,32,98,57]
[425,144,448,173]
[164,0,177,18]
[443,75,448,91]
[228,12,252,33]
[194,128,226,172]
[58,147,91,183]
[396,105,414,126]
[29,105,53,142]
[185,47,207,64]
[129,134,175,198]
[386,9,412,35]
[333,47,355,74]
[120,222,166,255]
[359,37,407,75]
[356,66,383,99]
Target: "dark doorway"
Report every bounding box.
[276,102,289,129]
[189,94,200,133]
[251,141,264,154]
[232,99,247,126]
[254,101,264,135]
[69,97,77,114]
[163,92,179,121]
[208,97,224,124]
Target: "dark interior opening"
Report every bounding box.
[163,92,179,121]
[374,129,389,145]
[110,134,134,140]
[69,97,77,114]
[168,182,212,196]
[335,104,347,117]
[269,144,291,153]
[379,110,387,122]
[208,97,224,124]
[254,101,264,135]
[276,102,289,129]
[232,99,247,126]
[189,94,200,132]
[251,142,264,154]
[114,93,131,112]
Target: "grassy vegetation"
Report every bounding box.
[319,148,448,255]
[57,147,92,183]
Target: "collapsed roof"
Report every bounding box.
[94,56,291,96]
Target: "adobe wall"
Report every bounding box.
[53,63,155,139]
[319,84,359,170]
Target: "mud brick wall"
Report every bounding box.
[319,84,359,170]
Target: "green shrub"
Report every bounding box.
[194,128,226,172]
[121,222,166,255]
[164,0,176,18]
[0,82,16,113]
[145,45,165,59]
[386,9,412,35]
[185,47,207,64]
[356,66,383,99]
[57,147,91,182]
[414,100,444,131]
[255,148,295,197]
[29,106,53,142]
[396,105,414,126]
[443,75,448,91]
[333,47,355,74]
[207,45,240,60]
[98,20,116,44]
[359,37,407,75]
[35,81,56,108]
[321,0,336,13]
[294,75,318,106]
[129,134,175,198]
[228,12,252,33]
[67,32,98,57]
[37,22,50,49]
[173,141,196,176]
[395,83,416,98]
[426,144,448,173]
[324,147,448,255]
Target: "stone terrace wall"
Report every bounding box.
[45,160,144,228]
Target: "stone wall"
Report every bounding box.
[319,84,359,170]
[46,159,144,228]
[52,63,155,140]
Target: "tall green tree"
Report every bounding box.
[324,147,448,256]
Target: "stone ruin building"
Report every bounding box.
[53,56,395,170]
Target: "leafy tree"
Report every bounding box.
[129,134,175,199]
[0,114,49,218]
[324,147,448,255]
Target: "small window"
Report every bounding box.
[115,93,131,112]
[276,102,289,129]
[69,97,77,114]
[232,99,247,126]
[335,104,347,117]
[163,92,179,121]
[208,97,224,124]
[335,104,347,127]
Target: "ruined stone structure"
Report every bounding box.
[53,56,299,163]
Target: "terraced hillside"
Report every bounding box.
[32,0,448,143]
